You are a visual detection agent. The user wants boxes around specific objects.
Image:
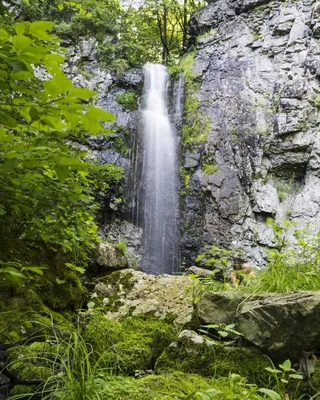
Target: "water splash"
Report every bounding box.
[138,63,180,274]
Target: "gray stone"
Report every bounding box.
[184,152,201,168]
[197,291,245,325]
[181,0,320,267]
[236,292,320,360]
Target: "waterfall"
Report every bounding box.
[136,63,180,275]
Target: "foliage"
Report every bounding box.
[21,0,205,66]
[199,323,243,343]
[191,374,265,400]
[8,332,110,400]
[197,221,320,294]
[0,9,123,279]
[249,222,320,293]
[21,0,121,40]
[260,359,304,400]
[115,91,137,111]
[114,241,127,256]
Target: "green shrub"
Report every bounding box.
[116,91,138,111]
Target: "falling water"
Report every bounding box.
[137,63,180,275]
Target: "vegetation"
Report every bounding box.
[116,91,137,111]
[1,1,320,400]
[20,0,205,66]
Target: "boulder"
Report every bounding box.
[92,269,197,326]
[236,291,320,361]
[197,291,245,325]
[95,242,129,271]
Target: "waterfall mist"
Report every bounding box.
[134,63,180,275]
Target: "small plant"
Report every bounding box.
[199,323,243,344]
[115,241,127,256]
[202,163,217,175]
[258,359,303,400]
[115,91,137,111]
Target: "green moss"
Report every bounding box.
[202,163,218,175]
[7,341,66,383]
[168,65,181,80]
[84,315,177,374]
[0,288,72,343]
[179,50,211,189]
[94,270,134,312]
[112,134,130,157]
[116,91,137,111]
[156,341,272,388]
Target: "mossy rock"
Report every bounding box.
[30,269,85,311]
[7,341,67,385]
[0,288,73,343]
[155,338,272,388]
[84,315,177,374]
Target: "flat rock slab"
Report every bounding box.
[237,291,320,360]
[93,269,197,326]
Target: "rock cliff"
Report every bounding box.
[181,0,320,265]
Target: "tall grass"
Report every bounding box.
[8,332,110,400]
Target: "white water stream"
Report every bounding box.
[139,63,180,274]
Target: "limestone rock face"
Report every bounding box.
[182,0,320,265]
[93,269,197,326]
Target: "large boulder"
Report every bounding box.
[197,291,245,325]
[92,270,197,326]
[236,291,320,361]
[197,290,320,361]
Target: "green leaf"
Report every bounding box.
[56,278,66,285]
[280,359,292,371]
[58,3,64,10]
[14,22,28,36]
[22,266,46,276]
[55,166,69,181]
[265,367,281,374]
[69,87,96,100]
[289,373,303,380]
[65,263,85,274]
[0,267,25,279]
[0,28,10,42]
[29,21,56,41]
[12,35,34,52]
[258,388,281,400]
